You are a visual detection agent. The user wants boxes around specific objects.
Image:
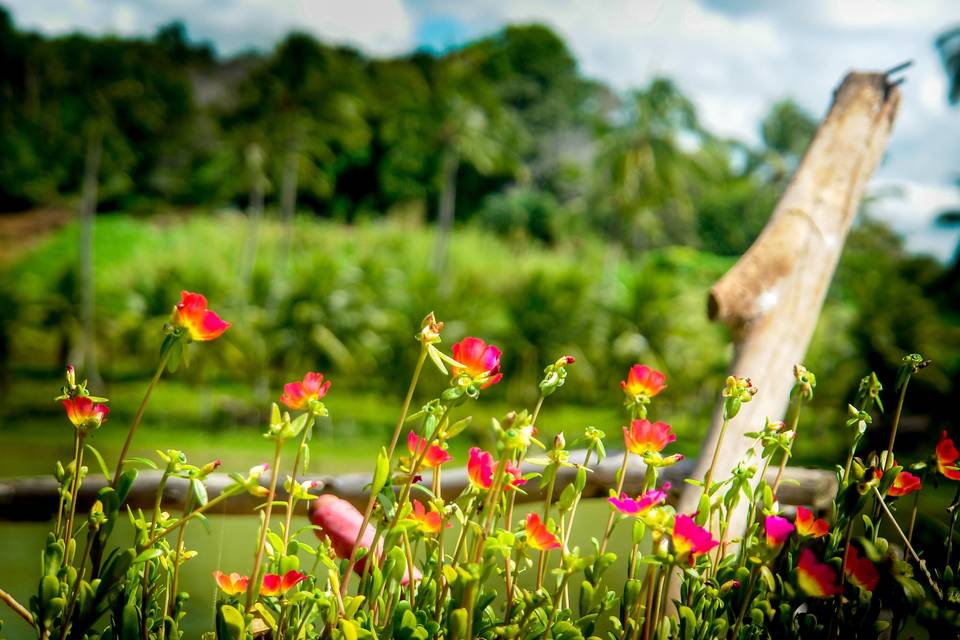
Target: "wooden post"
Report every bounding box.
[676,72,901,525]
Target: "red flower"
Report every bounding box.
[502,460,528,491]
[889,470,922,497]
[309,495,421,584]
[623,420,676,456]
[525,513,561,551]
[407,500,446,535]
[794,506,829,538]
[213,571,249,595]
[620,365,666,399]
[467,447,494,490]
[280,372,331,410]
[63,397,109,430]
[671,514,719,564]
[844,546,879,592]
[407,431,452,468]
[937,432,960,480]
[609,483,671,517]
[764,515,795,548]
[796,548,840,598]
[260,570,307,597]
[451,337,503,388]
[172,291,230,341]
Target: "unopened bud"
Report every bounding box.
[418,312,444,345]
[65,365,76,388]
[553,432,566,450]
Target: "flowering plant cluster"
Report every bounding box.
[0,297,955,640]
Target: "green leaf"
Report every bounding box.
[371,446,390,496]
[190,478,209,507]
[133,548,164,564]
[85,444,112,479]
[217,604,245,640]
[127,457,159,470]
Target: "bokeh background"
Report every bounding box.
[0,2,959,637]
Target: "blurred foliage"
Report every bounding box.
[1,215,957,462]
[0,11,958,461]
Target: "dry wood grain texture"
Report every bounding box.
[677,70,901,528]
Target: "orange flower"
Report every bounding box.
[889,470,922,497]
[844,546,879,592]
[280,372,331,410]
[621,364,666,399]
[407,500,445,535]
[796,548,839,598]
[260,570,307,597]
[937,432,960,480]
[525,513,561,551]
[794,506,829,538]
[623,420,676,456]
[63,396,109,430]
[172,291,230,341]
[671,514,719,564]
[451,337,503,388]
[213,571,249,595]
[467,447,494,490]
[407,431,452,468]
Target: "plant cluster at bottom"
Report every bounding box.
[0,296,955,640]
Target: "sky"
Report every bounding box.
[4,0,960,260]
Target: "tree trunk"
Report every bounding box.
[677,72,901,531]
[78,125,102,385]
[433,147,459,275]
[239,144,266,295]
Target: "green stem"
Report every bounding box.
[702,418,731,497]
[143,490,234,548]
[731,568,758,640]
[907,488,921,544]
[112,350,171,487]
[947,484,960,566]
[0,587,32,625]
[282,415,315,549]
[884,376,911,472]
[772,397,803,496]
[872,486,942,599]
[62,431,86,557]
[245,439,285,612]
[598,452,631,555]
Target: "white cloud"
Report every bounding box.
[4,0,960,257]
[2,0,416,56]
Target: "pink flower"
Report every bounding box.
[502,460,527,491]
[763,515,795,548]
[620,365,666,399]
[796,548,840,598]
[451,337,503,388]
[623,420,676,456]
[671,514,719,564]
[937,432,960,481]
[608,483,671,517]
[280,372,331,410]
[407,431,452,468]
[794,506,829,538]
[889,470,922,497]
[172,291,230,341]
[525,513,561,551]
[844,546,879,592]
[467,447,494,490]
[260,570,306,597]
[63,396,109,430]
[213,571,249,595]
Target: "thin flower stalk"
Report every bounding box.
[245,438,285,611]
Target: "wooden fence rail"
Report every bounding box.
[0,450,835,522]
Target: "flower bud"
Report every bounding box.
[200,459,222,477]
[418,312,444,345]
[553,432,566,451]
[65,365,76,388]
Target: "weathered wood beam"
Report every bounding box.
[676,71,901,524]
[0,450,835,522]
